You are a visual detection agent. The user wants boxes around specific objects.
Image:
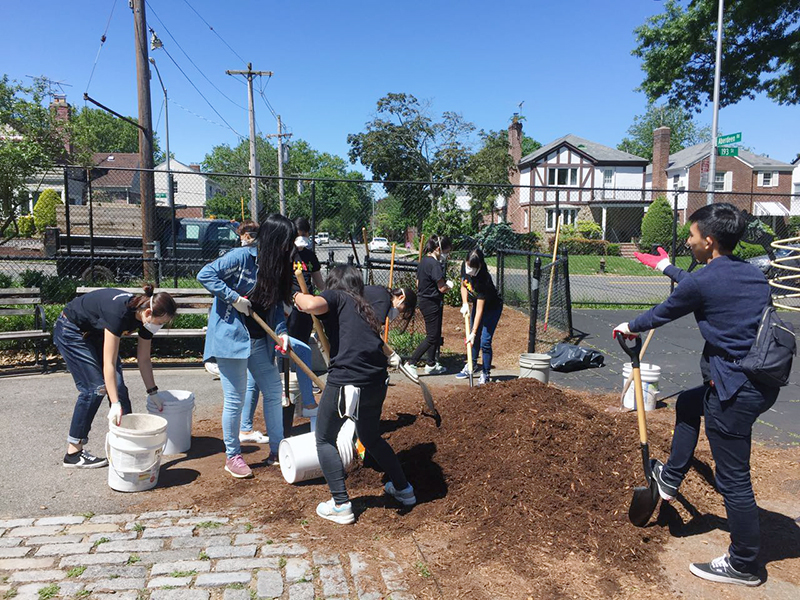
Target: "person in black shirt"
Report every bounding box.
[54,285,177,468]
[456,247,503,385]
[408,235,453,375]
[293,265,413,525]
[363,285,417,325]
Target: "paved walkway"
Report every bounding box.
[0,510,413,600]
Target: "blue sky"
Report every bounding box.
[2,0,797,173]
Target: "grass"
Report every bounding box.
[66,566,86,578]
[278,557,287,569]
[169,570,197,577]
[226,583,245,590]
[487,253,694,276]
[80,511,94,519]
[414,561,432,578]
[243,522,253,532]
[75,591,91,599]
[91,537,110,549]
[195,521,223,529]
[198,550,210,561]
[299,518,309,526]
[572,301,662,310]
[3,590,17,599]
[132,522,145,532]
[37,585,59,600]
[127,554,141,565]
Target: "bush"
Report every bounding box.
[734,241,768,261]
[18,215,35,238]
[18,270,76,303]
[550,237,616,256]
[789,216,800,237]
[474,222,518,255]
[562,220,602,240]
[518,231,540,252]
[388,330,425,356]
[32,189,62,232]
[607,243,621,257]
[639,196,673,251]
[0,274,13,288]
[19,269,45,288]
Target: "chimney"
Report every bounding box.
[189,164,201,172]
[652,126,670,192]
[51,94,72,157]
[505,118,523,227]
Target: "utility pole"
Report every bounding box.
[132,0,156,281]
[267,115,292,216]
[226,64,272,222]
[707,0,724,205]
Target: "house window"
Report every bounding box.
[603,169,613,188]
[713,171,731,192]
[546,208,578,231]
[523,211,529,229]
[758,171,778,187]
[548,167,578,186]
[672,175,680,189]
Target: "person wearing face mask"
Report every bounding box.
[238,220,258,246]
[456,247,503,385]
[408,235,453,376]
[54,284,177,468]
[363,285,417,327]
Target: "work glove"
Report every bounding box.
[445,280,454,290]
[275,333,290,355]
[465,331,476,346]
[388,351,401,370]
[232,296,252,315]
[612,322,638,340]
[633,247,670,272]
[460,303,470,316]
[107,402,123,427]
[149,391,164,412]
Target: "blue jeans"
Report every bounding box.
[53,314,131,446]
[470,305,503,376]
[240,337,314,432]
[217,337,283,457]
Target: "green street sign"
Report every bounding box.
[717,132,741,146]
[155,192,167,198]
[718,146,739,157]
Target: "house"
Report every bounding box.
[89,153,141,204]
[154,160,222,218]
[792,157,800,214]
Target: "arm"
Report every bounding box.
[197,251,243,304]
[460,281,469,306]
[311,271,325,291]
[629,275,701,332]
[102,330,123,404]
[471,298,486,337]
[663,264,689,283]
[294,292,329,316]
[437,278,451,294]
[137,337,156,391]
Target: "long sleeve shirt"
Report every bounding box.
[629,255,770,401]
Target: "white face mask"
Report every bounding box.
[241,237,255,246]
[143,297,164,334]
[388,307,399,321]
[294,236,310,249]
[465,266,478,277]
[440,252,449,261]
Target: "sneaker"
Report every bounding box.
[689,555,761,587]
[224,454,253,479]
[652,460,677,502]
[266,452,280,466]
[478,372,489,385]
[312,383,322,394]
[384,481,417,506]
[204,361,220,376]
[239,430,269,444]
[423,363,446,375]
[63,449,108,469]
[399,361,419,382]
[455,364,478,379]
[316,498,355,525]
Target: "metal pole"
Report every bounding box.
[310,181,317,251]
[63,167,71,255]
[671,189,679,293]
[526,252,532,311]
[277,115,285,216]
[529,256,542,353]
[562,245,573,335]
[707,0,724,205]
[246,65,259,221]
[87,169,95,284]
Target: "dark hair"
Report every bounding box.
[293,217,310,235]
[325,265,382,336]
[688,203,746,252]
[392,286,417,321]
[250,214,297,308]
[424,234,452,255]
[127,284,178,319]
[466,247,487,271]
[237,220,258,237]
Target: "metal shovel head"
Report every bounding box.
[628,476,659,527]
[418,379,441,427]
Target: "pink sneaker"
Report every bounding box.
[224,454,253,479]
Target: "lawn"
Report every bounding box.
[486,254,694,276]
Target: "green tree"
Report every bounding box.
[467,129,516,230]
[639,196,674,250]
[617,104,711,160]
[633,0,800,109]
[374,194,411,241]
[422,192,468,242]
[70,106,163,165]
[32,188,62,231]
[204,195,248,221]
[521,134,542,158]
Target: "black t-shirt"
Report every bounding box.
[244,302,273,339]
[461,263,503,311]
[63,288,154,340]
[417,255,444,301]
[320,289,387,387]
[364,285,392,323]
[291,247,322,294]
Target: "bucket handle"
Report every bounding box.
[105,434,165,475]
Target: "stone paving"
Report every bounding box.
[0,511,415,600]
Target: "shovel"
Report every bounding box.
[463,312,474,388]
[616,333,659,527]
[387,343,441,427]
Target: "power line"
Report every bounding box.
[85,0,119,93]
[179,0,247,66]
[172,99,243,135]
[256,75,279,121]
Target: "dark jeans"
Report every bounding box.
[283,310,315,436]
[470,304,502,375]
[661,380,778,574]
[53,314,131,446]
[315,381,408,505]
[409,297,442,367]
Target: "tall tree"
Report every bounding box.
[617,104,710,160]
[70,106,164,165]
[633,0,800,109]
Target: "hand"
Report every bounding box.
[107,402,122,427]
[275,333,290,355]
[232,296,252,315]
[149,391,164,412]
[633,247,670,271]
[460,303,470,316]
[445,280,454,290]
[612,322,638,340]
[388,352,401,370]
[465,331,476,346]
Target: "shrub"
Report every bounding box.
[561,220,602,240]
[19,269,45,289]
[388,330,425,356]
[18,270,76,303]
[18,215,35,238]
[518,231,540,252]
[607,243,621,257]
[0,274,13,288]
[32,189,62,232]
[550,237,615,256]
[474,222,518,255]
[788,216,800,237]
[639,196,673,251]
[734,241,768,261]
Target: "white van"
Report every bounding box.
[315,232,330,245]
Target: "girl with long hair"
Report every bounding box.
[198,213,296,478]
[54,285,177,468]
[293,265,413,525]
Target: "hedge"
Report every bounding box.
[548,237,621,256]
[32,188,62,232]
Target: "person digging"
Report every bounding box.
[614,203,780,587]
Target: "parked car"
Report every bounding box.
[368,237,391,253]
[747,244,800,274]
[315,232,330,245]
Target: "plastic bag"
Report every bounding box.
[549,343,605,372]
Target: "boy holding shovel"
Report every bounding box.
[614,203,779,586]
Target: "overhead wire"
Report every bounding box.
[172,99,243,135]
[179,0,248,66]
[85,0,119,93]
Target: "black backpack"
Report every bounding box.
[740,304,796,387]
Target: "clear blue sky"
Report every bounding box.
[3,0,797,173]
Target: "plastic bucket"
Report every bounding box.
[622,363,661,411]
[519,353,552,384]
[279,418,355,484]
[106,413,168,493]
[285,372,316,432]
[146,390,194,455]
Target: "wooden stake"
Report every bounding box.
[418,234,425,262]
[543,214,562,332]
[383,243,397,342]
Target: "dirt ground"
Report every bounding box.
[131,377,800,599]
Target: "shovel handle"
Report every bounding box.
[294,270,331,361]
[616,333,642,367]
[463,312,474,375]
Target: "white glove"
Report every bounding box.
[465,331,476,346]
[149,391,164,412]
[612,322,637,340]
[460,303,470,316]
[107,402,123,427]
[445,280,454,290]
[388,352,401,370]
[275,333,290,354]
[232,296,252,315]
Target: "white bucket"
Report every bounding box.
[285,372,316,432]
[146,390,194,455]
[622,363,661,411]
[279,418,355,484]
[106,413,168,493]
[519,353,551,384]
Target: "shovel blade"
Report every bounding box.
[419,380,441,427]
[628,479,659,527]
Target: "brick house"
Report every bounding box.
[89,153,142,204]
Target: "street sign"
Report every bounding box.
[717,132,741,146]
[155,192,167,198]
[718,146,739,157]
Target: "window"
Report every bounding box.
[180,224,201,241]
[758,171,778,187]
[672,175,680,189]
[547,167,578,186]
[603,169,614,188]
[546,208,578,231]
[216,226,238,241]
[523,211,529,229]
[713,171,731,192]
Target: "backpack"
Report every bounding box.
[740,304,796,387]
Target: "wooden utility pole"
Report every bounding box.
[266,115,292,216]
[226,64,272,222]
[132,0,156,281]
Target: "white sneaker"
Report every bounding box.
[424,363,446,375]
[478,372,489,385]
[204,361,220,376]
[384,481,416,506]
[239,430,269,444]
[316,498,355,525]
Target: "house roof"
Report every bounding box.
[519,134,648,167]
[92,153,140,189]
[648,142,794,174]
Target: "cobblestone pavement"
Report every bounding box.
[0,511,415,600]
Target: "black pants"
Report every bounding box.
[315,381,409,505]
[283,310,315,436]
[409,297,442,366]
[661,381,778,574]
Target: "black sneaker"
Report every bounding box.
[651,459,677,501]
[63,449,108,469]
[689,555,761,587]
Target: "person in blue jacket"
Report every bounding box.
[198,214,296,479]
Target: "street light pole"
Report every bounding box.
[707,0,724,205]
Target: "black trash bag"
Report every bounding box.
[549,343,605,372]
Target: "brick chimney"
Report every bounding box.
[505,118,523,227]
[652,126,670,192]
[51,94,72,157]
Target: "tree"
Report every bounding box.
[374,195,411,241]
[467,129,516,230]
[617,104,710,160]
[633,0,800,110]
[639,196,674,250]
[70,106,164,165]
[204,195,247,221]
[422,192,468,242]
[32,188,62,231]
[521,134,541,158]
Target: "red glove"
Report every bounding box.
[612,322,638,341]
[633,247,669,271]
